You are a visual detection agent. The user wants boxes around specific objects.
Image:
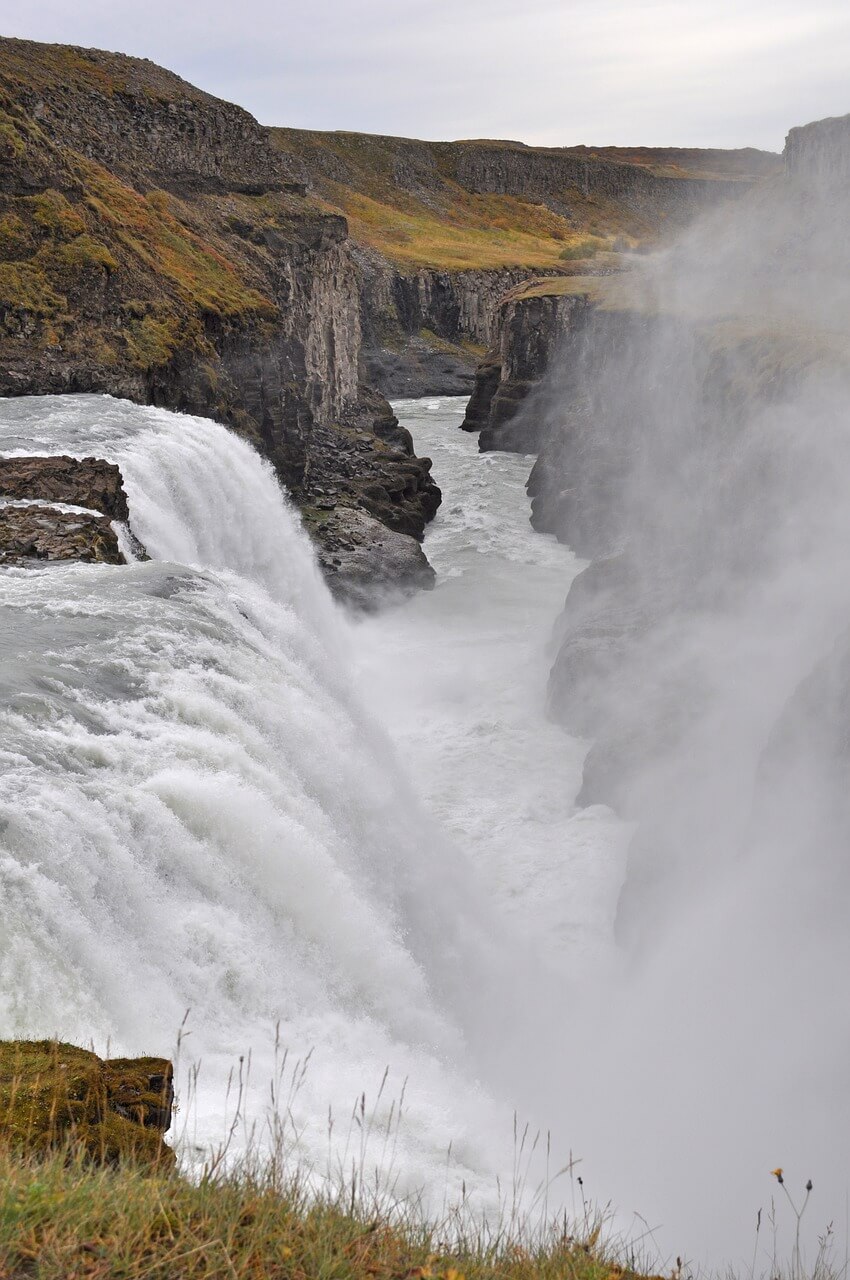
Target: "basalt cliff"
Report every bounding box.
[270,128,779,399]
[0,35,779,600]
[0,37,437,600]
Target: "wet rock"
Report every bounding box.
[302,391,441,543]
[460,347,502,432]
[461,284,597,453]
[307,505,435,609]
[0,455,130,520]
[0,1039,174,1167]
[0,504,125,565]
[548,551,642,734]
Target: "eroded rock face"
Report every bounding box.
[0,455,129,520]
[785,112,850,190]
[357,257,543,397]
[273,128,774,401]
[452,142,751,216]
[459,347,502,433]
[4,38,305,197]
[308,505,435,609]
[0,1039,174,1167]
[0,504,124,565]
[0,38,442,597]
[300,390,441,542]
[0,453,142,566]
[460,283,602,453]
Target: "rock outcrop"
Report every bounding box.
[309,505,435,608]
[784,111,850,189]
[299,388,440,540]
[356,256,547,397]
[0,452,144,565]
[461,279,600,451]
[0,1039,174,1166]
[0,504,124,565]
[0,454,129,518]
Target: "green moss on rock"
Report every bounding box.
[0,261,67,318]
[0,1040,174,1168]
[29,189,87,239]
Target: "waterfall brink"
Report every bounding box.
[0,394,514,1206]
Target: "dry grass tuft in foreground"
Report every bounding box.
[0,1140,655,1280]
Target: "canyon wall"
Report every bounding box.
[784,112,850,188]
[271,127,778,399]
[460,282,597,449]
[357,254,539,396]
[449,142,749,216]
[472,111,850,938]
[0,38,438,597]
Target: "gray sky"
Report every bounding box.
[5,0,850,151]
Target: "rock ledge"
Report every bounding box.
[0,1039,174,1167]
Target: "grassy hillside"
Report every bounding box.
[0,1038,652,1280]
[0,41,305,383]
[270,129,779,273]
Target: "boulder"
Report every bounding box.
[0,455,130,520]
[0,504,125,565]
[0,1039,174,1167]
[306,504,436,609]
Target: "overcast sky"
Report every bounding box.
[5,0,850,151]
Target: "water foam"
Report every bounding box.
[0,394,522,1209]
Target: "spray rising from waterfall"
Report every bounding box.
[498,128,850,1264]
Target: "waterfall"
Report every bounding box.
[0,394,516,1208]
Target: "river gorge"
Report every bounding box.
[3,381,849,1269]
[2,31,850,1276]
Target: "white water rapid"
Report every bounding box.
[2,390,844,1271]
[353,400,626,979]
[0,393,547,1215]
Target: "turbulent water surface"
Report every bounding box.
[353,399,625,975]
[0,392,620,1221]
[1,390,845,1268]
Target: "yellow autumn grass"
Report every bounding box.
[0,1138,661,1280]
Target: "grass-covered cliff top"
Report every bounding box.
[0,1141,657,1280]
[0,1039,656,1280]
[503,272,646,310]
[0,36,222,105]
[269,128,779,272]
[560,144,781,181]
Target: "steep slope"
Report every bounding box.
[270,127,780,394]
[0,37,439,598]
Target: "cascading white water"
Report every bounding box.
[0,393,541,1211]
[4,382,845,1269]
